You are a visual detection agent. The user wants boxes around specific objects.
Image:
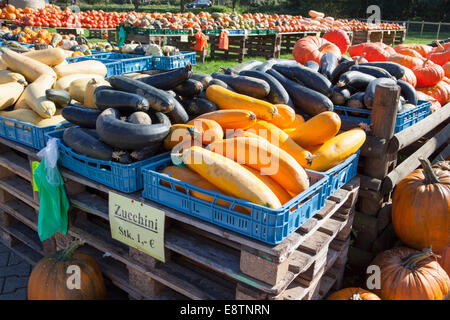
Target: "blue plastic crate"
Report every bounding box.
[323,151,360,199]
[152,51,196,70]
[46,129,168,193]
[0,113,70,150]
[0,41,34,49]
[142,156,328,244]
[334,100,431,133]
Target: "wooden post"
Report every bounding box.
[436,22,441,40]
[420,21,425,38]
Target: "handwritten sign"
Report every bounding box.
[109,192,165,262]
[32,161,40,192]
[316,32,321,37]
[180,35,188,42]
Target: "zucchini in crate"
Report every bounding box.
[96,108,171,150]
[63,126,113,161]
[397,79,418,106]
[94,89,150,115]
[173,79,203,99]
[108,76,175,113]
[358,62,405,79]
[84,78,111,109]
[337,71,376,91]
[349,64,394,79]
[138,64,192,90]
[46,89,71,108]
[364,78,398,109]
[62,105,102,128]
[320,52,339,80]
[130,144,163,161]
[211,73,270,98]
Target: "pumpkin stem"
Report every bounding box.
[356,52,366,64]
[434,40,445,52]
[350,291,363,300]
[60,240,84,261]
[422,58,430,68]
[400,247,434,270]
[419,157,440,184]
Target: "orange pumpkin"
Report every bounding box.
[417,80,450,105]
[327,288,381,300]
[71,51,84,57]
[442,61,450,78]
[400,67,417,87]
[370,247,449,300]
[292,36,341,65]
[389,54,424,69]
[392,158,449,251]
[322,28,351,55]
[436,245,450,276]
[28,241,107,300]
[394,43,433,58]
[413,59,445,87]
[416,91,441,113]
[428,41,450,66]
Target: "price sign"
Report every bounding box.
[109,192,165,262]
[180,35,188,42]
[316,32,321,37]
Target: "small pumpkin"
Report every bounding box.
[370,247,449,300]
[392,158,450,251]
[27,241,107,300]
[327,288,381,300]
[413,59,445,87]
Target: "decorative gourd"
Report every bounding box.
[322,28,351,55]
[28,241,107,300]
[292,36,341,65]
[181,146,282,209]
[327,288,381,300]
[392,158,449,251]
[413,59,445,87]
[370,247,449,300]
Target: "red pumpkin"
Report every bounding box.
[292,36,341,65]
[428,41,450,66]
[348,42,392,62]
[395,43,433,58]
[322,28,351,55]
[400,67,417,87]
[327,288,381,300]
[389,54,424,69]
[395,47,427,59]
[413,59,445,87]
[28,241,107,300]
[348,43,365,57]
[417,80,450,105]
[370,247,449,300]
[392,158,450,251]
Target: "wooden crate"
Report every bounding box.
[56,27,84,36]
[280,32,304,54]
[166,35,207,63]
[382,30,396,46]
[209,34,247,63]
[246,33,281,59]
[394,30,406,45]
[88,28,115,39]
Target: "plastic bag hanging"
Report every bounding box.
[194,30,208,51]
[34,138,70,242]
[219,30,229,50]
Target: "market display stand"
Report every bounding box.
[341,84,450,269]
[0,133,359,300]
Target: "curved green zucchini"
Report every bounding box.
[211,72,270,98]
[63,126,113,161]
[94,89,150,115]
[61,105,101,129]
[138,64,192,90]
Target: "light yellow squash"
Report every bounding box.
[55,74,104,91]
[0,70,27,86]
[84,78,111,108]
[0,82,25,110]
[23,74,57,118]
[54,60,107,79]
[23,48,67,67]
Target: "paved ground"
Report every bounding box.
[0,243,31,300]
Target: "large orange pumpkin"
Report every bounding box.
[442,61,450,78]
[400,67,417,88]
[327,288,381,300]
[389,54,424,69]
[436,246,450,276]
[322,28,351,55]
[292,36,341,65]
[394,43,433,58]
[428,41,450,66]
[417,80,450,105]
[416,91,441,112]
[28,241,107,300]
[370,247,449,300]
[392,158,449,251]
[395,47,427,59]
[412,59,445,87]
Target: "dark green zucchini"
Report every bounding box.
[128,112,152,124]
[108,76,175,113]
[190,73,213,88]
[267,68,333,116]
[173,79,204,99]
[138,64,192,90]
[320,53,339,80]
[347,92,366,109]
[304,61,320,72]
[220,67,239,75]
[165,99,189,124]
[337,71,376,91]
[96,108,171,150]
[330,60,356,84]
[63,126,113,161]
[359,62,405,79]
[239,70,292,106]
[208,78,234,91]
[61,105,101,129]
[182,98,218,117]
[364,78,398,109]
[349,65,393,79]
[211,73,270,98]
[339,56,353,63]
[130,143,163,161]
[330,85,351,106]
[272,63,332,97]
[46,89,71,107]
[253,60,276,72]
[112,150,133,164]
[94,89,150,115]
[397,79,418,106]
[236,60,262,71]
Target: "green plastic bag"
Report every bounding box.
[118,26,127,47]
[34,138,70,242]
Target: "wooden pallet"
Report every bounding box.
[382,30,396,46]
[88,28,115,39]
[246,34,281,59]
[394,30,406,45]
[352,30,384,45]
[56,27,84,36]
[209,34,247,63]
[166,35,207,63]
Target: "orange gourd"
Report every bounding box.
[388,54,424,69]
[195,109,257,131]
[268,104,296,129]
[436,246,450,276]
[413,59,445,87]
[293,36,341,65]
[187,118,224,145]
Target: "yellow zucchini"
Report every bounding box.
[0,82,25,110]
[54,60,107,79]
[306,128,366,171]
[0,70,27,86]
[23,48,66,67]
[36,115,68,127]
[23,74,57,118]
[182,146,282,209]
[1,48,56,82]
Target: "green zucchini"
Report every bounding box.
[63,126,113,161]
[173,79,204,99]
[347,92,366,109]
[138,64,192,90]
[94,89,150,116]
[108,76,175,113]
[61,105,101,129]
[128,112,152,124]
[320,53,339,80]
[130,143,163,161]
[46,89,71,108]
[330,85,351,106]
[190,73,213,88]
[208,79,234,91]
[349,65,394,79]
[330,60,356,85]
[359,62,405,79]
[397,79,418,106]
[211,73,270,98]
[181,98,218,117]
[304,61,320,72]
[165,99,189,124]
[96,108,171,150]
[364,78,398,109]
[337,71,376,91]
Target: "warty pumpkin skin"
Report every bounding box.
[27,242,107,300]
[327,288,381,300]
[412,59,445,87]
[370,247,449,300]
[392,158,450,251]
